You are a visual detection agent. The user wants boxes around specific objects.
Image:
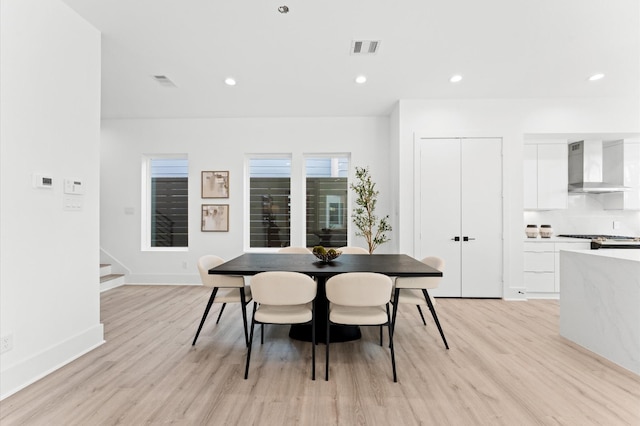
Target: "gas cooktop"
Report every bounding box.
[557,234,640,249]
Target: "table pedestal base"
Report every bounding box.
[289,324,361,343]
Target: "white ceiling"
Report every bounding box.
[61,0,639,119]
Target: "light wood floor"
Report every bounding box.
[1,285,639,425]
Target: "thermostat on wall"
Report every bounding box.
[33,173,54,189]
[64,178,84,195]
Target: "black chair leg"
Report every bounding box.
[381,304,391,346]
[390,288,400,340]
[261,324,264,344]
[244,303,258,379]
[311,303,316,380]
[192,287,219,345]
[387,304,397,382]
[215,303,227,324]
[325,309,330,381]
[240,288,249,347]
[416,305,427,325]
[423,289,449,350]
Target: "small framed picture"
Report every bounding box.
[202,171,229,198]
[201,204,229,232]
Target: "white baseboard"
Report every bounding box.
[0,324,104,400]
[125,282,200,287]
[126,273,200,285]
[526,293,560,300]
[504,287,527,301]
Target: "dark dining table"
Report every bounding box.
[208,252,443,342]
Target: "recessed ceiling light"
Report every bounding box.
[450,74,463,83]
[588,73,605,81]
[224,78,236,86]
[278,5,289,13]
[355,75,367,84]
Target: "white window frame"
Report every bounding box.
[303,153,351,247]
[244,154,293,252]
[141,154,189,252]
[244,153,351,251]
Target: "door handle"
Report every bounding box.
[451,236,460,241]
[463,236,476,241]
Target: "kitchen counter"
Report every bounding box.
[523,236,588,243]
[565,249,640,262]
[559,249,640,375]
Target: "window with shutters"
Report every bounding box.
[142,156,188,250]
[305,156,349,248]
[248,157,291,248]
[246,154,349,250]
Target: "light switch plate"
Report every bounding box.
[64,195,83,211]
[64,178,84,195]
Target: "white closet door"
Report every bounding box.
[418,137,503,298]
[460,138,503,297]
[418,139,462,297]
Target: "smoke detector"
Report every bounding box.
[350,40,381,55]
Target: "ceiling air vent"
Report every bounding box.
[152,75,177,87]
[350,40,380,55]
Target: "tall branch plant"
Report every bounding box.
[350,167,392,254]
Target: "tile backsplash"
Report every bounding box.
[524,193,640,237]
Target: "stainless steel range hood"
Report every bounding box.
[568,140,629,193]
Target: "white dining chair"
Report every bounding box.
[245,271,317,380]
[392,256,449,349]
[192,255,252,347]
[277,246,311,254]
[337,246,369,254]
[325,272,396,382]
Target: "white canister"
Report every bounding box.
[525,225,539,238]
[540,225,553,238]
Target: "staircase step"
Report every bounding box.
[100,264,112,277]
[100,273,125,292]
[100,273,124,283]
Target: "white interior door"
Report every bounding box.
[418,139,462,297]
[460,138,503,297]
[418,137,503,298]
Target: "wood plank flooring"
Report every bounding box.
[1,285,639,425]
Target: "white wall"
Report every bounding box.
[0,0,103,398]
[394,97,640,299]
[524,195,640,236]
[100,117,391,284]
[102,96,640,296]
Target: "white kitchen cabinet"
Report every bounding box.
[523,143,568,210]
[416,138,503,298]
[523,145,538,208]
[524,240,591,297]
[602,140,640,210]
[523,242,555,293]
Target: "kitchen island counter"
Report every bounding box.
[560,249,640,375]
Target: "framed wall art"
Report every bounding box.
[201,171,229,198]
[201,204,229,232]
